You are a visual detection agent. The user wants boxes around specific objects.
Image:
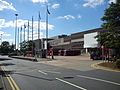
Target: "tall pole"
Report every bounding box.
[38,11,41,57]
[38,11,41,40]
[15,14,18,50]
[0,34,2,45]
[24,24,26,42]
[32,16,34,56]
[20,26,22,51]
[17,28,19,50]
[46,5,50,56]
[28,20,29,41]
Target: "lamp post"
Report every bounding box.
[0,34,2,45]
[15,14,18,50]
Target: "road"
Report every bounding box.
[0,55,120,90]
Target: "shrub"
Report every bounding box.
[116,60,120,68]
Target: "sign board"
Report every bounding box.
[84,32,98,48]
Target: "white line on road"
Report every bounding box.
[45,70,61,74]
[56,78,87,90]
[38,70,48,75]
[77,75,120,86]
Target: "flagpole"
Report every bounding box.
[38,11,41,40]
[20,26,22,51]
[28,20,29,41]
[17,28,19,50]
[46,5,49,57]
[38,11,41,57]
[24,24,26,42]
[32,16,34,56]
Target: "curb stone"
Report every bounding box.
[91,61,120,72]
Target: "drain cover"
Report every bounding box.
[63,76,74,79]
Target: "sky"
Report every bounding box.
[0,0,116,44]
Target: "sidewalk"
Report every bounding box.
[38,55,100,71]
[11,55,100,71]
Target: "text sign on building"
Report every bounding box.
[84,32,98,48]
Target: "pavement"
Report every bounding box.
[11,55,102,71]
[1,55,120,90]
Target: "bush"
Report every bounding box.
[116,60,120,68]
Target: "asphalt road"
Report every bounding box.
[0,55,120,90]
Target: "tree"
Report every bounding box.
[96,1,120,58]
[0,41,10,54]
[20,40,35,55]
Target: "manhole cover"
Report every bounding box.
[63,76,74,79]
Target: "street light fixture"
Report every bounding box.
[15,14,18,50]
[0,34,3,45]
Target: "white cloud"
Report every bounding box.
[83,0,104,8]
[57,15,75,20]
[0,31,11,37]
[51,3,60,9]
[77,15,82,19]
[109,0,116,4]
[31,0,48,4]
[0,0,16,11]
[0,18,54,42]
[0,19,54,31]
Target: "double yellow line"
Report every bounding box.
[2,66,20,90]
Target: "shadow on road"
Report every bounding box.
[14,72,54,81]
[0,70,14,77]
[0,58,12,61]
[0,63,15,66]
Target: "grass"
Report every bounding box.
[98,62,120,71]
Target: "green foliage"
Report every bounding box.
[116,60,120,68]
[96,1,120,49]
[0,41,14,54]
[20,40,35,54]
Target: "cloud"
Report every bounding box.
[83,0,104,8]
[109,0,116,4]
[0,0,16,11]
[51,3,60,9]
[57,15,75,20]
[0,31,11,37]
[77,15,82,19]
[31,0,48,4]
[0,19,54,31]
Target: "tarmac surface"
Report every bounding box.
[11,55,101,71]
[0,55,120,90]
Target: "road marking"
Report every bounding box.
[1,66,20,90]
[38,70,48,75]
[77,75,120,86]
[56,78,87,90]
[45,70,61,74]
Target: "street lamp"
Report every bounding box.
[0,34,3,45]
[15,14,18,50]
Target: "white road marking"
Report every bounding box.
[45,70,61,74]
[56,78,87,90]
[77,75,120,86]
[38,70,48,75]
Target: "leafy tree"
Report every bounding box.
[20,40,35,55]
[96,1,120,58]
[0,41,10,54]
